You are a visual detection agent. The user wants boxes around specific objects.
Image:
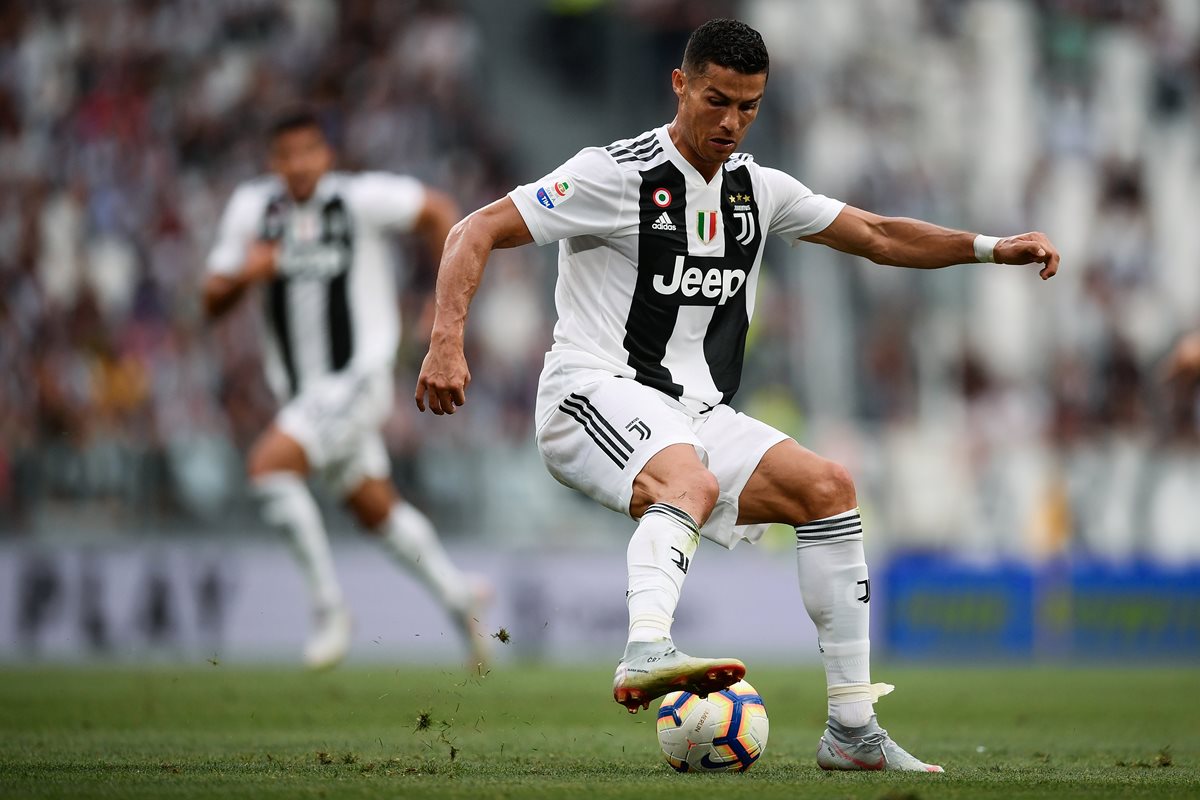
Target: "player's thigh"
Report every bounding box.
[693,407,789,547]
[277,370,391,473]
[736,438,857,525]
[247,425,310,478]
[536,377,708,519]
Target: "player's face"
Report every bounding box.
[671,64,766,175]
[269,126,334,201]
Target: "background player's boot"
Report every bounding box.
[612,639,745,713]
[303,607,352,670]
[817,715,944,772]
[454,575,493,672]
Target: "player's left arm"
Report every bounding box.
[411,188,461,337]
[412,188,460,268]
[801,205,1060,280]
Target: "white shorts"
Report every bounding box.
[536,373,789,549]
[276,369,392,498]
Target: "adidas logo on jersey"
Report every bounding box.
[651,212,677,231]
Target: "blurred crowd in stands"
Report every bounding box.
[0,0,1198,562]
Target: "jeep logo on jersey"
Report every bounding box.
[276,241,349,279]
[652,255,746,306]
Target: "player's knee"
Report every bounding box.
[805,460,857,520]
[345,480,394,531]
[691,469,721,518]
[246,441,276,480]
[632,464,719,525]
[350,498,390,530]
[247,430,308,480]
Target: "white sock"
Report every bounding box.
[375,502,471,612]
[626,503,700,644]
[795,508,874,728]
[254,472,343,614]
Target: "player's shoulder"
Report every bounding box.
[729,156,805,194]
[726,151,757,168]
[600,127,668,172]
[331,170,423,197]
[229,174,282,202]
[222,175,281,217]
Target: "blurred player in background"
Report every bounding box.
[204,110,488,670]
[416,19,1059,771]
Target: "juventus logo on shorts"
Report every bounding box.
[856,579,870,603]
[625,418,651,440]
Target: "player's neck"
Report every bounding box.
[666,120,721,183]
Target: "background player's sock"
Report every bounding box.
[375,502,472,611]
[625,503,700,644]
[795,508,875,728]
[254,472,344,614]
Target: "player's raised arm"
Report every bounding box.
[801,205,1061,280]
[415,196,534,415]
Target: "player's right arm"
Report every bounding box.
[415,197,533,415]
[416,146,625,415]
[202,184,277,320]
[202,242,278,319]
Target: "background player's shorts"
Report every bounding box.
[276,369,392,498]
[536,373,788,549]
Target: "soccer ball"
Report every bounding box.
[656,679,768,772]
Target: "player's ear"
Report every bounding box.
[671,68,686,100]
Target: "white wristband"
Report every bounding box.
[973,234,1001,263]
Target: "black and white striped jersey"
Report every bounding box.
[508,125,845,423]
[207,171,425,400]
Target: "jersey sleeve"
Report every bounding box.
[206,183,268,276]
[760,167,846,242]
[348,172,427,233]
[507,147,625,246]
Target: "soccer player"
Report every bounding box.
[415,20,1059,771]
[204,110,488,670]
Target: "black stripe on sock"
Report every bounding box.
[645,502,699,534]
[795,518,863,534]
[795,528,863,542]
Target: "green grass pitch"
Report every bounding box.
[1,663,1195,799]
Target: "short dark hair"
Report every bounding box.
[267,107,324,142]
[682,19,769,77]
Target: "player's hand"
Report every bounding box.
[993,232,1060,280]
[415,338,470,415]
[244,240,279,282]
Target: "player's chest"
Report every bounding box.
[625,167,761,257]
[263,196,355,280]
[618,166,762,306]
